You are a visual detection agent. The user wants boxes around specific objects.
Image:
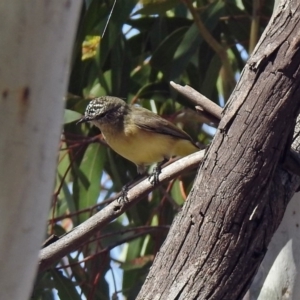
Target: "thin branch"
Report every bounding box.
[38,150,205,272]
[170,81,222,124]
[182,0,236,92]
[57,228,158,271]
[88,225,170,245]
[183,0,225,57]
[249,0,261,54]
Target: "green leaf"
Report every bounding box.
[64,109,82,124]
[135,81,170,99]
[134,0,179,15]
[201,53,221,100]
[31,272,55,300]
[51,270,81,300]
[150,27,188,78]
[60,175,77,215]
[74,143,106,222]
[170,179,185,205]
[170,1,226,80]
[170,23,201,80]
[97,0,137,68]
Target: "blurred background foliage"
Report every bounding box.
[33,0,274,299]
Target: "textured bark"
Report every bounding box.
[137,1,300,300]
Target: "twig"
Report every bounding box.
[57,228,159,270]
[249,0,261,54]
[170,81,222,124]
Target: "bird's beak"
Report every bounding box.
[76,116,89,125]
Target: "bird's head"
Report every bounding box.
[77,96,128,127]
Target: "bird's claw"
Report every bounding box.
[117,185,129,203]
[148,166,161,185]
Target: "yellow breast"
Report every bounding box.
[99,122,197,167]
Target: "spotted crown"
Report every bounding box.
[84,98,106,118]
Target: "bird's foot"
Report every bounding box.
[148,159,168,185]
[148,166,161,185]
[117,185,129,203]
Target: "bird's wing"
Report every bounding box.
[131,106,196,143]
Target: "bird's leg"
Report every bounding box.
[117,173,145,203]
[118,185,130,203]
[149,158,168,185]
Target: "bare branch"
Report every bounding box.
[170,81,222,125]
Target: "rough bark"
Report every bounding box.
[137,1,300,299]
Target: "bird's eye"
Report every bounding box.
[97,105,120,121]
[93,110,109,120]
[104,111,114,120]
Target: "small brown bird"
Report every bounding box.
[77,96,199,176]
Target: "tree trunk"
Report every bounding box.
[137,1,300,299]
[0,1,81,299]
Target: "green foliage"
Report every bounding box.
[35,0,274,298]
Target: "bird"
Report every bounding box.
[77,96,199,180]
